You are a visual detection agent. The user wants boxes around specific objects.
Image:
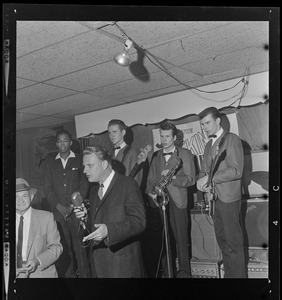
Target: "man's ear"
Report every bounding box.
[102,160,109,170]
[121,129,126,138]
[30,193,35,202]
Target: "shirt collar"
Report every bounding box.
[55,150,76,160]
[163,145,176,154]
[101,170,115,192]
[115,141,126,150]
[16,206,31,220]
[214,127,224,139]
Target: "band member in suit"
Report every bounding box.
[196,107,247,278]
[16,178,62,278]
[108,119,143,185]
[73,145,146,278]
[44,129,90,278]
[146,122,196,278]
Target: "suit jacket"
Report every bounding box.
[146,146,196,209]
[198,130,244,203]
[44,152,89,222]
[111,145,143,186]
[17,208,63,278]
[87,172,146,278]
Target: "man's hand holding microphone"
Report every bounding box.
[71,192,108,244]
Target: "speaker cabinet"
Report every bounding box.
[191,259,223,278]
[220,261,268,278]
[190,210,221,260]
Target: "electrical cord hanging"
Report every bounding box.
[114,22,250,98]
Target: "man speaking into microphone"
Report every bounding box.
[73,145,146,278]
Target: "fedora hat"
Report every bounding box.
[16,178,37,196]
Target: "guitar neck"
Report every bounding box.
[129,163,140,178]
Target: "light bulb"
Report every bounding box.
[114,50,131,67]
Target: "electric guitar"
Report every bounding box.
[129,145,152,179]
[204,133,228,216]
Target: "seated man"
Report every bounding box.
[16,178,63,278]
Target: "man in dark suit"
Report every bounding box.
[108,119,143,185]
[146,122,196,278]
[44,129,90,278]
[197,107,247,278]
[74,145,146,278]
[16,178,62,278]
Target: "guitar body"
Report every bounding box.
[204,191,216,217]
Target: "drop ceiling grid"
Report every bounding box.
[16,30,122,82]
[86,68,183,100]
[16,83,79,109]
[16,21,89,57]
[19,92,105,115]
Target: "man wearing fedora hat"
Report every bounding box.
[16,178,63,278]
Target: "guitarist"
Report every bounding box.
[196,107,247,278]
[108,119,143,186]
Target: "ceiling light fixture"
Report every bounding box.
[114,39,133,67]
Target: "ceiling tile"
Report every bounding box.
[16,83,78,109]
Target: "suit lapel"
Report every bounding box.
[26,209,39,259]
[93,173,118,218]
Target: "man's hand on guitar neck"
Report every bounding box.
[197,175,212,193]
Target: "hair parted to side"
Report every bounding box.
[159,121,178,137]
[56,129,72,140]
[198,107,222,121]
[83,145,112,165]
[108,119,127,131]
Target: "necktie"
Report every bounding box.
[114,146,121,150]
[208,134,217,138]
[17,215,24,268]
[162,152,173,156]
[98,184,104,200]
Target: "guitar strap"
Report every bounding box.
[121,145,131,164]
[207,131,229,186]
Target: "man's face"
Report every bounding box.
[16,190,32,214]
[83,153,106,183]
[56,134,72,154]
[108,124,125,147]
[160,129,176,151]
[200,113,220,136]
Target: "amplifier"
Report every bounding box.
[247,261,268,278]
[191,259,223,278]
[219,261,268,278]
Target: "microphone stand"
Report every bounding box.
[159,191,173,278]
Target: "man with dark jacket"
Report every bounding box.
[146,121,196,278]
[44,129,89,278]
[197,107,247,278]
[74,145,146,278]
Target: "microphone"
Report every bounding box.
[71,191,87,230]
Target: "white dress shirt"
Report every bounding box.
[16,208,31,262]
[163,146,176,162]
[114,141,126,157]
[55,150,76,169]
[100,170,115,199]
[211,127,224,146]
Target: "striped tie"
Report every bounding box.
[98,184,104,200]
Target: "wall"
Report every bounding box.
[75,71,268,137]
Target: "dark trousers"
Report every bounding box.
[56,215,91,278]
[168,200,191,277]
[213,199,247,278]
